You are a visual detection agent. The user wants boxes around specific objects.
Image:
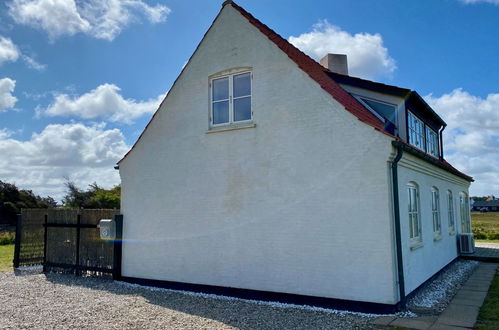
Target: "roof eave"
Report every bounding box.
[392,141,473,182]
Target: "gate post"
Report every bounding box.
[13,214,22,268]
[43,214,48,272]
[75,214,81,276]
[113,214,123,280]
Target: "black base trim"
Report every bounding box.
[120,276,400,314]
[461,255,499,263]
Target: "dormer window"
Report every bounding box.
[408,111,425,150]
[426,127,438,158]
[211,71,252,126]
[407,111,439,158]
[357,97,397,135]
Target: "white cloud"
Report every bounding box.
[21,54,46,71]
[8,0,171,41]
[0,36,20,65]
[0,122,129,200]
[288,20,396,80]
[425,89,499,196]
[461,0,499,4]
[0,36,46,70]
[39,83,164,124]
[0,78,18,112]
[0,128,14,139]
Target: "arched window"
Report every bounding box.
[407,182,422,244]
[431,187,441,239]
[447,190,455,234]
[460,192,471,233]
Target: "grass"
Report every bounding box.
[476,269,499,330]
[0,244,13,272]
[472,212,499,241]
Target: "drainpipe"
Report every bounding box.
[439,125,446,160]
[391,143,406,309]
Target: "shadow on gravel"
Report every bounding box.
[43,272,368,330]
[13,267,43,277]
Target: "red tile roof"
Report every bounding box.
[226,1,393,138]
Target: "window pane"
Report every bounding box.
[409,215,414,238]
[412,189,417,212]
[426,128,438,157]
[233,73,251,97]
[361,98,396,125]
[234,96,251,122]
[408,112,425,150]
[212,77,229,101]
[212,101,229,124]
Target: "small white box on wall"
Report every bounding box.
[99,219,116,240]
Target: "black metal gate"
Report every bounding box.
[14,209,122,279]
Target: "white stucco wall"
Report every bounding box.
[119,5,398,304]
[397,153,471,294]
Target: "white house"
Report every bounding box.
[117,1,473,312]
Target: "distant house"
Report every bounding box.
[472,200,499,212]
[117,1,473,312]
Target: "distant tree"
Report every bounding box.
[0,180,56,225]
[62,181,120,209]
[471,196,488,202]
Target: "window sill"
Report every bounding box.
[410,242,423,251]
[449,231,456,236]
[206,122,256,134]
[433,235,442,242]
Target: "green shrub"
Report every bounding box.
[0,231,15,245]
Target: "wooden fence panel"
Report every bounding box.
[15,209,46,267]
[15,209,122,278]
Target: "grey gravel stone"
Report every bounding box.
[0,271,380,330]
[407,260,479,315]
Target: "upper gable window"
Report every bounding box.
[359,97,397,134]
[211,72,252,126]
[408,111,425,151]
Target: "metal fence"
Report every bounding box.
[14,209,122,278]
[14,209,46,267]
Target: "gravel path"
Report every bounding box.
[407,260,479,314]
[0,271,377,330]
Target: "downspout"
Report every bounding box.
[391,143,406,309]
[439,124,447,160]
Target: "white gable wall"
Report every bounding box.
[397,153,470,294]
[120,5,398,304]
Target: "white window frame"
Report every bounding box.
[460,192,471,233]
[210,71,252,127]
[431,187,442,240]
[408,182,422,246]
[426,127,439,158]
[448,190,456,235]
[408,111,425,151]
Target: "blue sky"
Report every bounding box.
[0,0,498,199]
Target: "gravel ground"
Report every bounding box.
[407,259,479,314]
[0,270,379,330]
